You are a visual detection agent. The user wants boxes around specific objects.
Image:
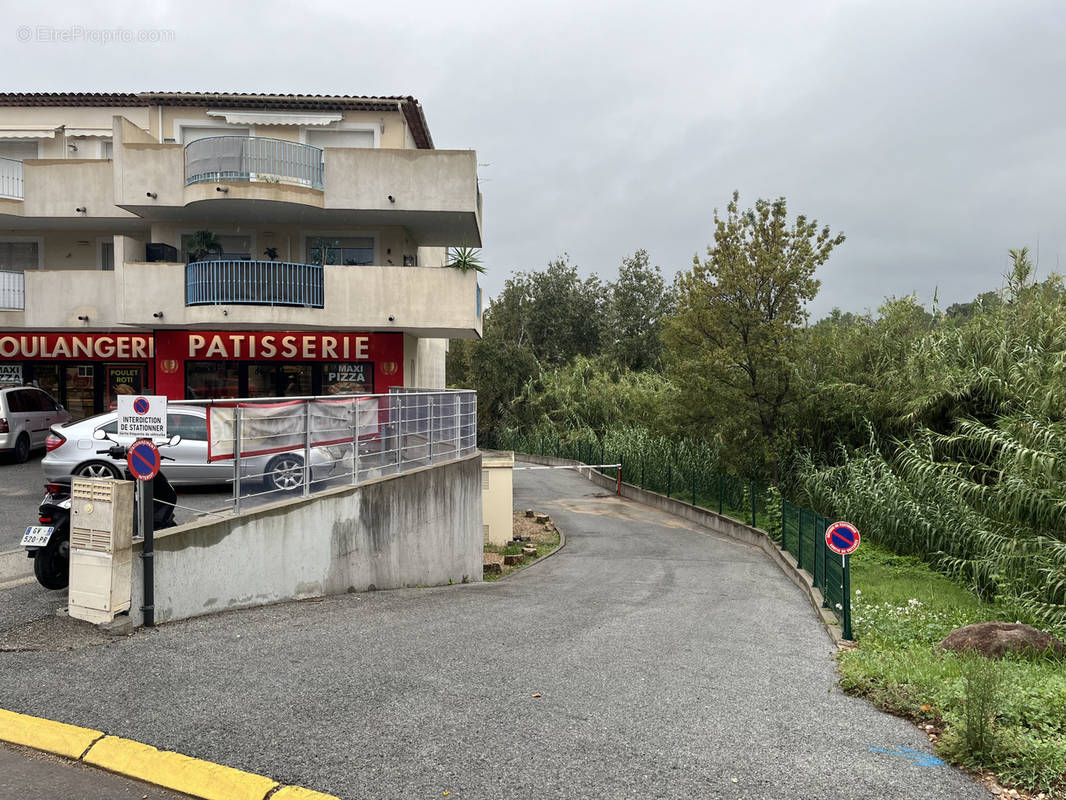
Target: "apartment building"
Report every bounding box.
[0,92,482,419]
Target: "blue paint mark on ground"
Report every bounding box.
[868,745,946,767]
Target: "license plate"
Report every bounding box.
[21,526,54,548]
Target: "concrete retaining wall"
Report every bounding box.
[517,453,842,642]
[128,454,482,627]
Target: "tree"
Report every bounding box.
[664,191,845,479]
[602,250,675,372]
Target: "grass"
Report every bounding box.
[482,522,561,582]
[841,541,1066,795]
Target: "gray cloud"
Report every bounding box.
[4,0,1064,318]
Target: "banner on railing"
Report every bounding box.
[206,396,380,461]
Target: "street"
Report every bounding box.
[0,464,987,799]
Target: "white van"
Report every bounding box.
[0,386,71,462]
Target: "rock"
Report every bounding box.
[503,554,523,566]
[534,513,550,524]
[522,547,537,557]
[482,563,501,575]
[938,621,1066,659]
[524,509,535,517]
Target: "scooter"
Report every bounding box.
[22,433,181,591]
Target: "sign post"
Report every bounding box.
[126,435,164,629]
[825,521,860,640]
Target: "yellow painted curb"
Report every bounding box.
[273,786,343,800]
[83,735,279,800]
[0,708,103,760]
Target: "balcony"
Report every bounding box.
[0,270,24,309]
[186,260,324,309]
[184,136,324,190]
[0,158,22,200]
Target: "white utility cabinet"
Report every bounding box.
[68,478,134,625]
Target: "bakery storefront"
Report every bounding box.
[0,331,405,420]
[0,333,154,419]
[153,331,404,401]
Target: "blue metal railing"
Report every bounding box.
[0,158,23,200]
[184,136,324,190]
[185,260,324,308]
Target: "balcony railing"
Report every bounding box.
[184,136,324,190]
[186,260,324,308]
[0,158,23,200]
[0,270,25,310]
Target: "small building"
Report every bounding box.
[481,449,514,546]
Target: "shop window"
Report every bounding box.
[186,361,239,400]
[321,362,373,394]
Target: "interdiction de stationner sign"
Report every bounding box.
[117,394,167,439]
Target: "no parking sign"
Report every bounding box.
[825,521,860,555]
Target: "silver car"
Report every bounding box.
[0,386,71,463]
[42,406,344,491]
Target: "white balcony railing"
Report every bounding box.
[0,270,25,310]
[0,158,23,200]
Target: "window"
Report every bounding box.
[0,141,38,161]
[0,240,39,271]
[166,412,208,441]
[179,126,249,145]
[306,236,374,266]
[306,129,375,150]
[185,361,239,400]
[101,139,113,159]
[180,233,252,262]
[99,241,114,271]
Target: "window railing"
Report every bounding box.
[185,260,324,308]
[0,270,25,310]
[184,136,324,190]
[0,158,23,200]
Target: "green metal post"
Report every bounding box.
[842,553,853,640]
[691,471,697,506]
[666,463,672,498]
[797,509,804,570]
[821,525,829,608]
[640,458,645,489]
[781,501,787,550]
[750,483,757,527]
[718,475,724,515]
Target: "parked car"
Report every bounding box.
[42,406,344,491]
[0,386,71,463]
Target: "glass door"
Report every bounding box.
[63,365,96,420]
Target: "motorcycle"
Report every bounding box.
[22,433,181,591]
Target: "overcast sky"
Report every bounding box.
[4,0,1064,318]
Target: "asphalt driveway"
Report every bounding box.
[0,463,986,799]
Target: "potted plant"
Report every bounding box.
[263,247,279,261]
[186,230,222,262]
[445,246,485,273]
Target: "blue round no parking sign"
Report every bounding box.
[127,439,161,482]
[825,521,860,556]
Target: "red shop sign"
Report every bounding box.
[0,333,154,361]
[159,331,398,362]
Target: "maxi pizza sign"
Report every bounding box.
[117,394,167,439]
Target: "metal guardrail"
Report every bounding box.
[173,390,477,513]
[186,260,324,308]
[184,135,324,190]
[0,157,23,199]
[0,269,25,310]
